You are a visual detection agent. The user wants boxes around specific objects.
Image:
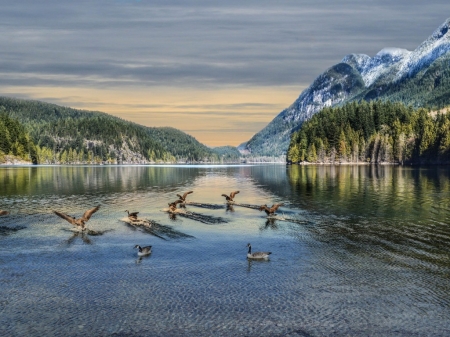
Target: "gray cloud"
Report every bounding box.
[0,0,448,91]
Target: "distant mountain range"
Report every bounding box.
[0,97,241,164]
[243,17,450,156]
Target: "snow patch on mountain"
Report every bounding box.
[395,18,450,81]
[342,48,411,87]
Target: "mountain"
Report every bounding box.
[0,97,227,164]
[244,17,450,156]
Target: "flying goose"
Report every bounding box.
[221,191,240,203]
[259,203,283,216]
[53,205,100,231]
[177,191,193,202]
[134,244,152,256]
[0,210,9,216]
[247,243,271,260]
[125,210,139,220]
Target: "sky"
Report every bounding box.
[0,1,448,147]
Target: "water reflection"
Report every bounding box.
[0,165,207,197]
[246,258,271,273]
[0,165,449,336]
[260,218,278,231]
[65,230,92,245]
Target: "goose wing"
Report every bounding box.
[251,251,272,258]
[81,205,100,221]
[182,191,193,199]
[271,203,283,212]
[230,191,240,199]
[53,211,76,225]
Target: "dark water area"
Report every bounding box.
[0,164,449,336]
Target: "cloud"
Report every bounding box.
[0,1,448,145]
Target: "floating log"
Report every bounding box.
[121,217,194,240]
[185,202,225,210]
[163,209,228,225]
[232,203,262,210]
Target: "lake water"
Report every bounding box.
[0,164,449,336]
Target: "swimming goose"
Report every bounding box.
[168,200,183,212]
[134,244,152,256]
[53,205,100,231]
[0,210,9,216]
[259,203,283,216]
[247,243,271,260]
[125,210,139,220]
[221,191,240,203]
[177,191,193,202]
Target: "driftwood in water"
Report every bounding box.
[232,203,262,210]
[185,202,225,210]
[164,209,228,225]
[121,217,194,240]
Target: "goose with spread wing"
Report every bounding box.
[168,200,183,212]
[221,191,240,203]
[259,203,283,216]
[125,210,139,220]
[53,205,100,231]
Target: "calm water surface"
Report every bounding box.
[0,165,449,336]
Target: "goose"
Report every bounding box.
[177,191,193,202]
[0,210,9,216]
[53,205,100,231]
[259,203,283,216]
[247,243,271,260]
[125,210,139,220]
[134,244,152,256]
[168,200,183,212]
[221,191,239,203]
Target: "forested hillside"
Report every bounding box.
[287,101,450,164]
[0,112,38,164]
[0,97,236,164]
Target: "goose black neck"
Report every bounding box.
[247,245,251,254]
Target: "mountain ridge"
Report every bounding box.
[244,17,450,156]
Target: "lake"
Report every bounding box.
[0,164,449,336]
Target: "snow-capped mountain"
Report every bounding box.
[244,17,450,156]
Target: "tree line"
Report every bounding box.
[287,100,450,164]
[0,97,242,164]
[0,112,38,164]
